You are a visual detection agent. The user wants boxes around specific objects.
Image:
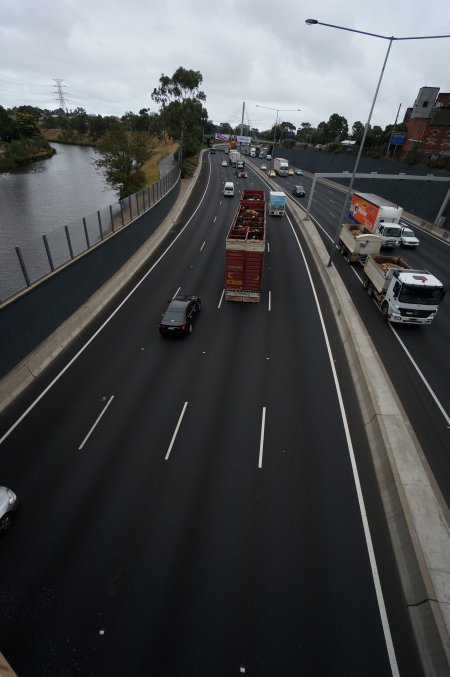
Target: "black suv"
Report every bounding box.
[159,296,201,336]
[292,185,306,197]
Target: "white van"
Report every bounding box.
[223,181,235,197]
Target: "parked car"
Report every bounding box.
[0,486,18,534]
[295,168,303,175]
[267,169,276,178]
[288,168,294,176]
[400,226,419,247]
[159,296,201,336]
[260,163,267,171]
[292,185,306,197]
[221,160,228,167]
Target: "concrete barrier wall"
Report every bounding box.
[0,181,180,380]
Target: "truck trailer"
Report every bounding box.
[349,192,403,248]
[273,158,289,176]
[268,191,286,216]
[229,149,240,167]
[225,189,266,302]
[362,255,446,324]
[338,222,383,263]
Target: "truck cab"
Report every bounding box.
[376,222,402,248]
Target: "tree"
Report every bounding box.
[94,127,153,199]
[351,121,365,143]
[0,106,19,142]
[15,112,40,138]
[327,113,348,142]
[151,67,207,165]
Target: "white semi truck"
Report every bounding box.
[362,255,446,325]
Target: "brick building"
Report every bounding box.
[402,86,450,159]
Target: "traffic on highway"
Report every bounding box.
[1,146,447,675]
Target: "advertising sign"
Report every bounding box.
[349,195,378,232]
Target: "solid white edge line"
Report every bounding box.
[78,395,115,450]
[286,212,399,676]
[268,290,271,312]
[200,241,206,251]
[258,406,266,469]
[165,401,188,460]
[1,159,214,446]
[389,325,450,425]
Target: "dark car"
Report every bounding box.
[159,295,201,336]
[210,148,215,154]
[0,486,18,534]
[292,185,306,197]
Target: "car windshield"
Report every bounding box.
[398,285,445,305]
[402,229,414,237]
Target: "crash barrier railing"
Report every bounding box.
[0,164,180,303]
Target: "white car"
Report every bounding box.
[0,486,18,533]
[400,226,419,247]
[221,160,228,167]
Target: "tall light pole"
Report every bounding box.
[256,104,301,164]
[305,19,450,266]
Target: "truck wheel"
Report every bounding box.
[381,303,389,320]
[362,276,369,289]
[339,242,345,255]
[367,284,374,298]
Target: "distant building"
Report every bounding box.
[402,86,450,159]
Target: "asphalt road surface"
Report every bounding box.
[0,153,424,676]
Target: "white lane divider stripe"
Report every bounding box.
[258,407,266,469]
[165,402,188,460]
[78,395,115,450]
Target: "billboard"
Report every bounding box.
[215,133,252,144]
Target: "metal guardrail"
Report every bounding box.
[0,165,180,304]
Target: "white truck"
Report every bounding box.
[273,158,289,176]
[362,255,446,324]
[250,147,256,157]
[268,191,286,216]
[338,223,383,263]
[229,149,240,167]
[349,192,403,248]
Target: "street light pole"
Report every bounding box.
[305,19,450,267]
[256,104,301,164]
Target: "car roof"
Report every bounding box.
[170,295,197,307]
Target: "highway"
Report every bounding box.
[0,152,428,675]
[246,155,450,509]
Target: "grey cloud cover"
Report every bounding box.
[1,0,449,132]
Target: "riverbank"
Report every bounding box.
[0,137,55,172]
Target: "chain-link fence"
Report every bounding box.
[0,164,180,303]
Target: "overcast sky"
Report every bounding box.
[1,0,449,134]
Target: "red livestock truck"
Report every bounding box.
[225,189,266,302]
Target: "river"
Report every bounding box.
[0,143,117,301]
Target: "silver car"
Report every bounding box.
[400,226,419,247]
[0,486,18,533]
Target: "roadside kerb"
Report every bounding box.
[0,160,203,415]
[287,194,450,675]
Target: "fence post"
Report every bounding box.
[143,189,146,212]
[83,217,91,248]
[128,196,132,221]
[97,211,103,240]
[120,201,125,227]
[43,235,55,271]
[110,205,115,233]
[147,186,151,208]
[65,225,74,259]
[15,246,31,286]
[136,192,140,217]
